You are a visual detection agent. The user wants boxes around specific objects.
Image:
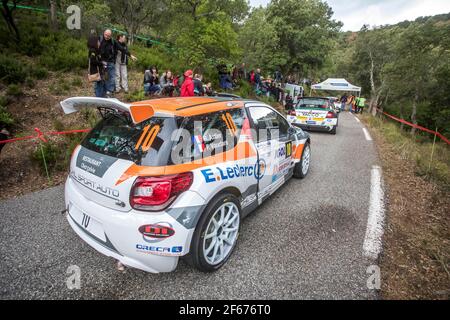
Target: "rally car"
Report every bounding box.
[287,97,338,134]
[60,96,311,273]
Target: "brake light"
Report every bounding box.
[288,110,296,116]
[326,111,337,118]
[130,172,193,211]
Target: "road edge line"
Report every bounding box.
[363,128,373,141]
[363,165,385,260]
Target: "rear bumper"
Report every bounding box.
[291,122,335,132]
[64,177,201,273]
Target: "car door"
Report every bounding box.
[247,105,293,204]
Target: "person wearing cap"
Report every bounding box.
[181,70,195,97]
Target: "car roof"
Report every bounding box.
[299,96,330,100]
[129,97,249,122]
[60,96,268,124]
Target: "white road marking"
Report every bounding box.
[363,165,385,260]
[353,115,361,123]
[362,128,372,141]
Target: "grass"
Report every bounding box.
[0,105,14,127]
[363,114,450,189]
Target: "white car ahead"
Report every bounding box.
[287,97,339,134]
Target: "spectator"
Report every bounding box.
[238,63,247,80]
[173,72,184,96]
[143,66,161,96]
[181,70,194,97]
[356,97,366,114]
[348,95,355,113]
[193,74,205,96]
[249,70,255,85]
[286,75,293,84]
[255,68,262,92]
[0,128,10,155]
[115,34,137,94]
[274,69,283,83]
[285,94,294,111]
[87,35,105,98]
[204,82,214,96]
[159,70,175,96]
[340,94,348,111]
[231,65,239,83]
[99,29,127,98]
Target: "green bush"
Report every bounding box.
[30,66,49,80]
[0,54,26,84]
[0,105,14,127]
[0,96,8,107]
[49,79,71,95]
[31,141,64,173]
[131,45,185,75]
[25,77,36,88]
[39,34,86,71]
[236,80,254,99]
[71,77,83,87]
[6,84,23,97]
[125,90,146,102]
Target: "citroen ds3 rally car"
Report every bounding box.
[287,97,339,134]
[61,96,311,273]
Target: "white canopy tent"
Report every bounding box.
[310,78,361,96]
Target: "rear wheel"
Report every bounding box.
[187,193,241,272]
[293,142,311,179]
[330,126,337,135]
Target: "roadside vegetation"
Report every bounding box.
[362,115,449,300]
[364,115,450,189]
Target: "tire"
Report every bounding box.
[293,142,311,179]
[186,193,241,272]
[330,126,337,134]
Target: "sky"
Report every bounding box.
[249,0,450,31]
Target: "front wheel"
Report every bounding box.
[293,142,311,179]
[187,193,241,272]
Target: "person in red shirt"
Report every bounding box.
[181,70,195,97]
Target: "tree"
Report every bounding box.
[382,21,448,135]
[265,0,341,76]
[351,26,393,115]
[164,0,248,68]
[107,0,168,43]
[238,8,284,71]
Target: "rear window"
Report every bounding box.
[172,108,245,163]
[81,111,177,166]
[296,98,330,109]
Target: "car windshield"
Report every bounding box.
[81,111,178,166]
[296,98,329,109]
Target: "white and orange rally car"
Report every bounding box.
[61,96,311,273]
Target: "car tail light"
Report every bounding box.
[139,224,175,239]
[326,111,337,118]
[288,110,296,116]
[130,172,193,211]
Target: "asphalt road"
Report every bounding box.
[0,112,380,299]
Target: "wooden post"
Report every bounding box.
[428,126,438,173]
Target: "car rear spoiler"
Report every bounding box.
[60,97,153,124]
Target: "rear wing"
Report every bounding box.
[60,97,154,124]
